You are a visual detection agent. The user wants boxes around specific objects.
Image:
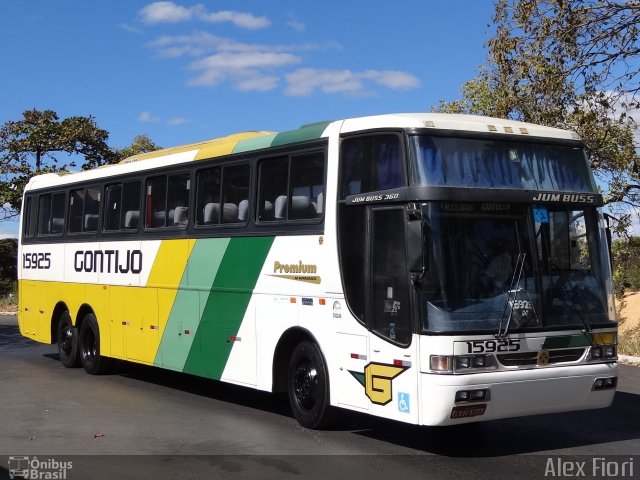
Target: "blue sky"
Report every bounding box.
[0,1,493,237]
[3,1,637,238]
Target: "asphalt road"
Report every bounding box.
[1,314,639,480]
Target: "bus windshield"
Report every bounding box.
[419,202,615,333]
[410,135,595,192]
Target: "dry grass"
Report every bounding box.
[618,291,640,357]
[0,282,17,313]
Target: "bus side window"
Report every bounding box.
[38,193,66,236]
[197,167,222,225]
[146,176,167,228]
[258,157,288,221]
[340,135,404,198]
[83,188,100,233]
[290,152,325,219]
[121,181,141,230]
[167,173,190,227]
[68,189,85,233]
[104,184,122,231]
[221,164,249,224]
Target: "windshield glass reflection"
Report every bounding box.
[420,203,614,333]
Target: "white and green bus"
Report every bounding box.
[18,113,618,428]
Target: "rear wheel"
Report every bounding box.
[78,313,114,375]
[287,341,332,429]
[57,312,80,368]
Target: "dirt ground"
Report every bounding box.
[620,291,640,333]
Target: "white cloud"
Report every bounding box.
[167,117,188,125]
[285,68,421,96]
[140,1,193,24]
[117,23,144,35]
[187,52,301,90]
[138,111,160,122]
[139,2,270,29]
[147,32,331,58]
[200,10,270,30]
[286,13,305,32]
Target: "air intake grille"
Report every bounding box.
[498,348,585,367]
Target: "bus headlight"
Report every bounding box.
[430,355,452,372]
[589,345,616,361]
[602,345,616,359]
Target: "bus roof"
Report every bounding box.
[25,113,580,191]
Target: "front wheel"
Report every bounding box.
[78,313,114,375]
[287,341,332,429]
[57,311,80,368]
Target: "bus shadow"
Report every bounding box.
[346,391,640,456]
[0,324,35,350]
[38,346,640,456]
[113,362,294,419]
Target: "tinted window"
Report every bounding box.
[258,151,325,222]
[340,135,404,198]
[38,192,66,236]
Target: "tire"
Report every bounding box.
[78,313,114,375]
[57,311,80,368]
[287,341,332,429]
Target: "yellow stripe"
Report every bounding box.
[193,131,273,160]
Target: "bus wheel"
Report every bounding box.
[78,313,114,375]
[287,341,332,429]
[57,312,80,368]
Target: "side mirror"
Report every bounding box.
[603,213,613,269]
[407,219,425,274]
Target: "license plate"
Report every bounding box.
[450,404,487,419]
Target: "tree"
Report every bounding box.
[0,238,17,297]
[435,0,640,233]
[0,109,116,219]
[113,134,162,162]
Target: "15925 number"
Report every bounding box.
[23,252,51,269]
[466,339,520,353]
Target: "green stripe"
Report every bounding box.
[232,134,277,154]
[543,334,593,349]
[182,236,275,379]
[155,238,230,370]
[270,121,331,147]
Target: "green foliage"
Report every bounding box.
[0,238,17,297]
[114,134,162,162]
[435,0,640,235]
[0,109,116,219]
[612,236,640,296]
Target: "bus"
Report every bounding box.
[17,113,618,428]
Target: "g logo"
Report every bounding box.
[350,362,408,406]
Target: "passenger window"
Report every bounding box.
[340,134,405,198]
[197,164,249,225]
[22,197,37,238]
[290,152,325,219]
[197,167,221,225]
[146,174,189,228]
[258,157,288,221]
[38,192,66,235]
[121,181,141,230]
[68,190,85,233]
[83,188,100,233]
[167,173,190,227]
[221,164,249,224]
[145,176,167,228]
[258,151,325,222]
[104,184,122,231]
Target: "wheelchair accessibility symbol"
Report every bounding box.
[398,392,410,414]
